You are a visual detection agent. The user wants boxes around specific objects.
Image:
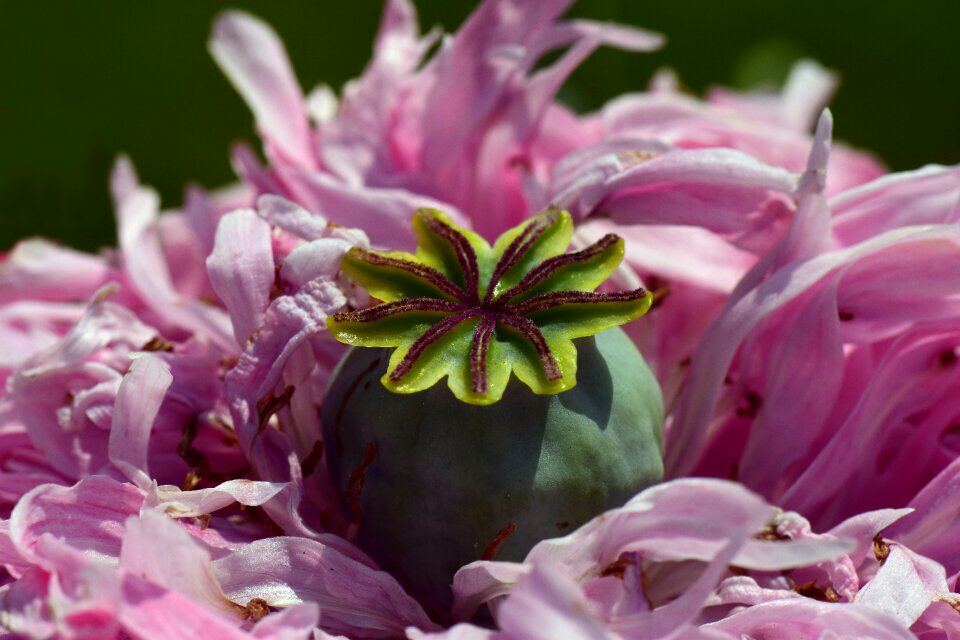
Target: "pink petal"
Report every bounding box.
[213,536,438,638]
[551,147,796,252]
[111,158,234,352]
[703,599,914,639]
[120,510,235,616]
[495,561,610,640]
[830,165,960,246]
[0,239,113,305]
[206,208,275,345]
[210,11,315,169]
[612,540,742,638]
[9,476,143,563]
[250,602,321,639]
[108,354,173,487]
[275,167,466,249]
[117,572,249,640]
[146,479,287,519]
[856,545,949,629]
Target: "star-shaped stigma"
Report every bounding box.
[326,208,652,405]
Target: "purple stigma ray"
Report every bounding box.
[498,315,562,382]
[389,309,479,383]
[483,209,560,305]
[470,315,497,394]
[494,234,620,304]
[422,214,481,296]
[331,297,463,323]
[352,249,468,302]
[509,288,647,316]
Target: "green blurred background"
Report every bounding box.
[2,1,957,253]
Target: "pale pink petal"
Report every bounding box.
[31,534,124,638]
[0,567,56,638]
[0,301,85,373]
[830,165,960,246]
[829,508,913,569]
[0,520,27,572]
[117,572,249,640]
[226,279,345,472]
[210,11,315,169]
[454,479,778,621]
[856,545,947,629]
[9,476,143,563]
[703,599,914,639]
[495,561,610,640]
[120,510,236,616]
[207,208,275,345]
[551,147,796,253]
[452,562,530,623]
[280,240,354,291]
[256,195,332,242]
[275,167,466,249]
[108,354,173,487]
[0,239,113,305]
[889,458,960,577]
[708,60,837,132]
[611,540,742,638]
[406,624,497,640]
[712,574,803,607]
[251,602,320,639]
[213,536,438,638]
[146,479,288,519]
[111,158,235,352]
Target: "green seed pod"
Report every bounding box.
[322,208,664,609]
[322,326,662,609]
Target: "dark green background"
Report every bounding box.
[2,1,957,252]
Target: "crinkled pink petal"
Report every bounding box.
[275,167,467,249]
[207,208,275,345]
[712,574,803,607]
[212,536,438,638]
[111,158,235,352]
[280,240,354,292]
[9,476,143,564]
[856,545,949,629]
[209,11,315,169]
[256,195,339,243]
[702,598,914,639]
[226,279,344,474]
[108,354,173,488]
[780,320,960,525]
[145,479,287,519]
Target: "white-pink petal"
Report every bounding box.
[213,536,438,638]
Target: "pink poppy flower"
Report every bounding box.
[3,0,959,638]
